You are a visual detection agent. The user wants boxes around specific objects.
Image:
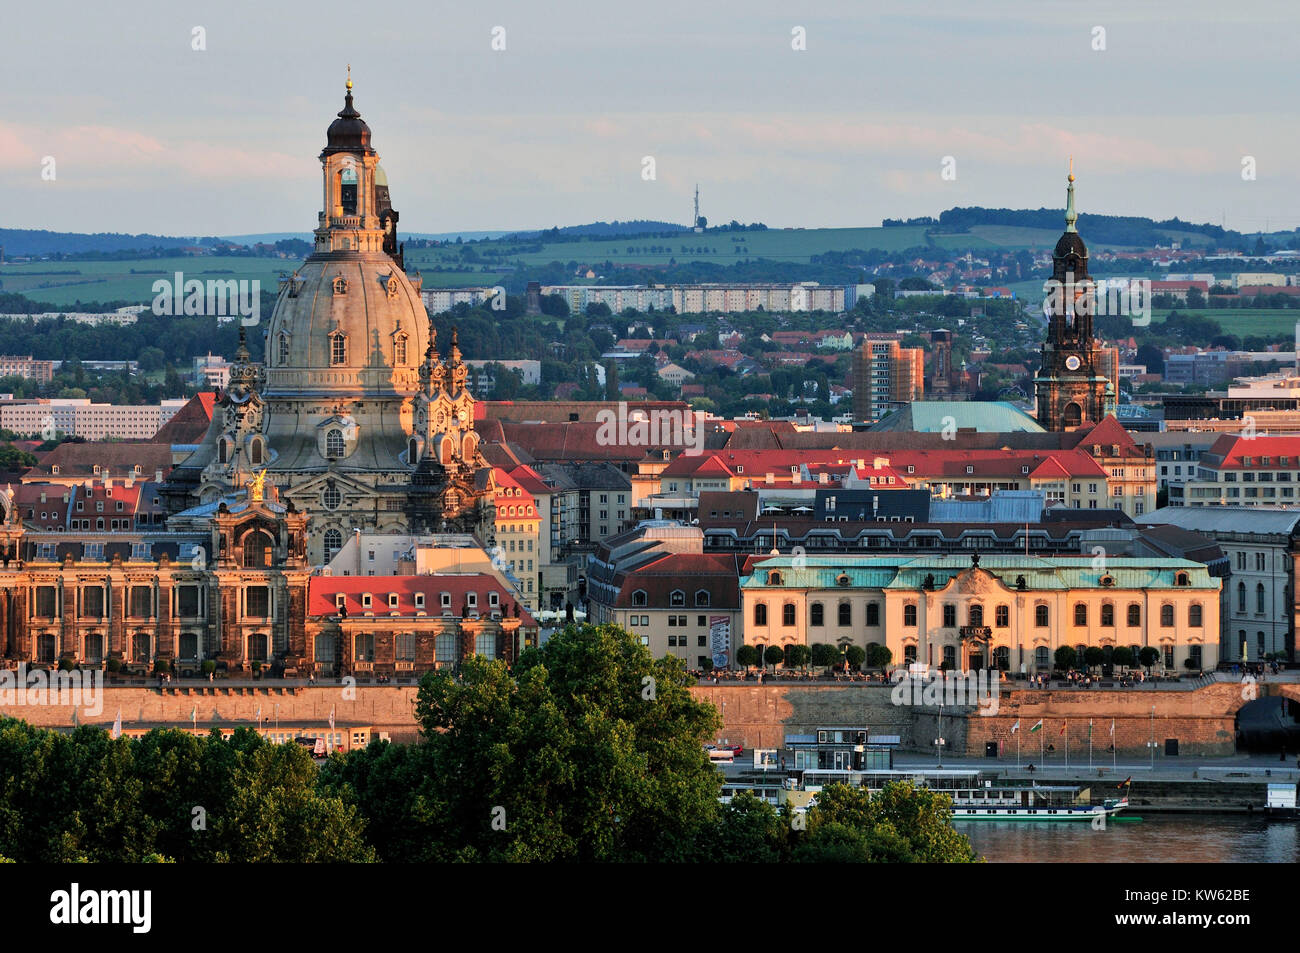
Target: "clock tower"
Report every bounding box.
[1034,165,1115,431]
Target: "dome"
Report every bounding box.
[1053,231,1088,260]
[264,253,429,397]
[322,90,373,156]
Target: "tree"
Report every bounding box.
[1054,646,1077,672]
[801,781,978,863]
[735,644,759,670]
[845,645,866,672]
[867,643,893,673]
[1111,646,1134,670]
[763,644,785,672]
[1083,646,1105,672]
[810,643,835,673]
[786,644,812,670]
[409,623,722,861]
[1138,646,1161,672]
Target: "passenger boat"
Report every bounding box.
[718,766,1132,821]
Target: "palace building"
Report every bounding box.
[1034,167,1119,432]
[740,553,1220,675]
[164,74,496,565]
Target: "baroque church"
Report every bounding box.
[166,75,496,564]
[1033,167,1118,432]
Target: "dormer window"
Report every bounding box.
[326,429,345,458]
[414,592,425,608]
[335,593,346,611]
[670,589,685,607]
[388,593,399,609]
[489,591,500,607]
[467,592,478,609]
[360,593,372,608]
[768,570,783,585]
[631,589,648,606]
[695,589,710,607]
[441,591,451,608]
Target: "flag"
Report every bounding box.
[1088,719,1093,739]
[111,708,121,740]
[1110,719,1115,737]
[328,705,335,731]
[1011,719,1020,734]
[1059,721,1066,736]
[256,706,262,723]
[1117,776,1132,789]
[190,705,197,727]
[1029,719,1043,733]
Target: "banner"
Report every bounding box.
[710,615,731,669]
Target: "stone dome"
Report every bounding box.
[264,252,429,398]
[322,90,373,156]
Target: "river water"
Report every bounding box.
[958,814,1300,863]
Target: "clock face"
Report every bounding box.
[1065,355,1082,371]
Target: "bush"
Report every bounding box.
[251,660,263,673]
[201,659,216,675]
[57,657,75,672]
[153,659,171,675]
[105,658,122,673]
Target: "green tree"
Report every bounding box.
[411,624,722,861]
[734,644,759,669]
[867,643,893,673]
[1054,646,1078,671]
[1138,646,1161,672]
[763,644,785,672]
[1083,646,1105,672]
[845,644,866,671]
[1111,646,1134,670]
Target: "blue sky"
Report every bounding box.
[3,0,1297,236]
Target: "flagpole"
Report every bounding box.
[1064,720,1069,771]
[1089,719,1093,770]
[1112,719,1117,773]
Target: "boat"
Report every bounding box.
[718,766,1133,822]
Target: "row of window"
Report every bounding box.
[325,631,496,663]
[631,588,712,608]
[336,589,502,612]
[751,601,1205,629]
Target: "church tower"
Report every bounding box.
[168,72,494,564]
[1034,165,1116,431]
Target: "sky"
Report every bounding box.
[2,0,1298,237]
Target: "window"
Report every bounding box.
[670,589,685,607]
[1237,581,1247,614]
[394,333,408,365]
[1035,646,1050,669]
[1127,603,1141,627]
[866,602,880,627]
[782,603,796,626]
[84,542,104,560]
[130,586,152,619]
[354,633,375,662]
[177,586,200,618]
[435,632,457,664]
[326,429,345,458]
[838,602,851,626]
[695,590,710,607]
[632,589,647,607]
[323,529,343,563]
[943,604,956,628]
[1034,605,1049,627]
[131,542,151,561]
[131,632,150,663]
[968,604,984,627]
[83,587,105,619]
[904,604,917,627]
[329,331,347,366]
[246,586,270,617]
[810,602,824,626]
[995,604,1009,627]
[242,530,272,568]
[1189,603,1203,627]
[754,603,767,626]
[1100,603,1114,627]
[396,633,416,662]
[1160,604,1174,627]
[475,632,496,659]
[278,333,290,365]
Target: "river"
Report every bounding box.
[958,814,1300,863]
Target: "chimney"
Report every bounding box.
[155,468,163,482]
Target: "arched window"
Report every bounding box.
[249,438,263,466]
[1160,604,1174,627]
[767,570,782,585]
[1034,604,1049,628]
[394,333,408,365]
[969,604,984,627]
[242,530,272,568]
[326,429,345,458]
[1189,603,1203,627]
[810,602,824,626]
[408,437,419,462]
[329,331,347,366]
[782,603,796,626]
[995,604,1009,627]
[866,602,880,627]
[1238,582,1247,613]
[1035,646,1050,669]
[218,439,228,464]
[753,603,767,626]
[323,485,341,510]
[1127,603,1141,627]
[277,333,290,365]
[904,604,917,627]
[323,529,343,564]
[1256,583,1266,614]
[1100,603,1114,627]
[631,589,647,607]
[837,602,851,626]
[695,589,710,607]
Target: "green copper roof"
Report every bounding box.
[870,401,1043,433]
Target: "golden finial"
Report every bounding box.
[1068,155,1074,183]
[346,64,353,91]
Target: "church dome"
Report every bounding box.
[322,85,373,156]
[264,255,429,397]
